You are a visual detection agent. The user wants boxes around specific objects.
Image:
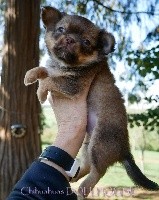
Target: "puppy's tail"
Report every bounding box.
[122,153,159,190]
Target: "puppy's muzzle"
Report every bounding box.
[54,36,76,52]
[65,36,75,45]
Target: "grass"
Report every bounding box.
[41,105,159,199]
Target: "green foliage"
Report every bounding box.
[127,45,159,79]
[126,41,159,131]
[128,108,159,131]
[76,0,87,14]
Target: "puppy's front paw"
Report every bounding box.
[24,70,38,85]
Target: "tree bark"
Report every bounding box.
[0,1,41,199]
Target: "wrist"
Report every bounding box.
[39,146,80,180]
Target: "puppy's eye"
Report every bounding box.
[56,27,65,33]
[83,39,91,46]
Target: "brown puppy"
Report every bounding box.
[24,6,159,198]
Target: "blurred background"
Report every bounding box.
[0,0,159,199]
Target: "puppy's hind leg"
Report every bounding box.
[78,127,122,198]
[78,165,102,198]
[77,138,106,197]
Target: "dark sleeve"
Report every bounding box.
[7,161,77,200]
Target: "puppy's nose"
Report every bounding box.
[65,37,75,44]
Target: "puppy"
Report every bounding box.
[24,6,159,198]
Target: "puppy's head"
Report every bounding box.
[42,7,115,66]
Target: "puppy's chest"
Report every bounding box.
[53,75,81,96]
[48,66,84,96]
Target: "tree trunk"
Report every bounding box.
[0,1,41,199]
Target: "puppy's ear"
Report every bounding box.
[41,6,65,29]
[99,30,115,55]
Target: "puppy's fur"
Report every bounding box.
[24,7,158,198]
